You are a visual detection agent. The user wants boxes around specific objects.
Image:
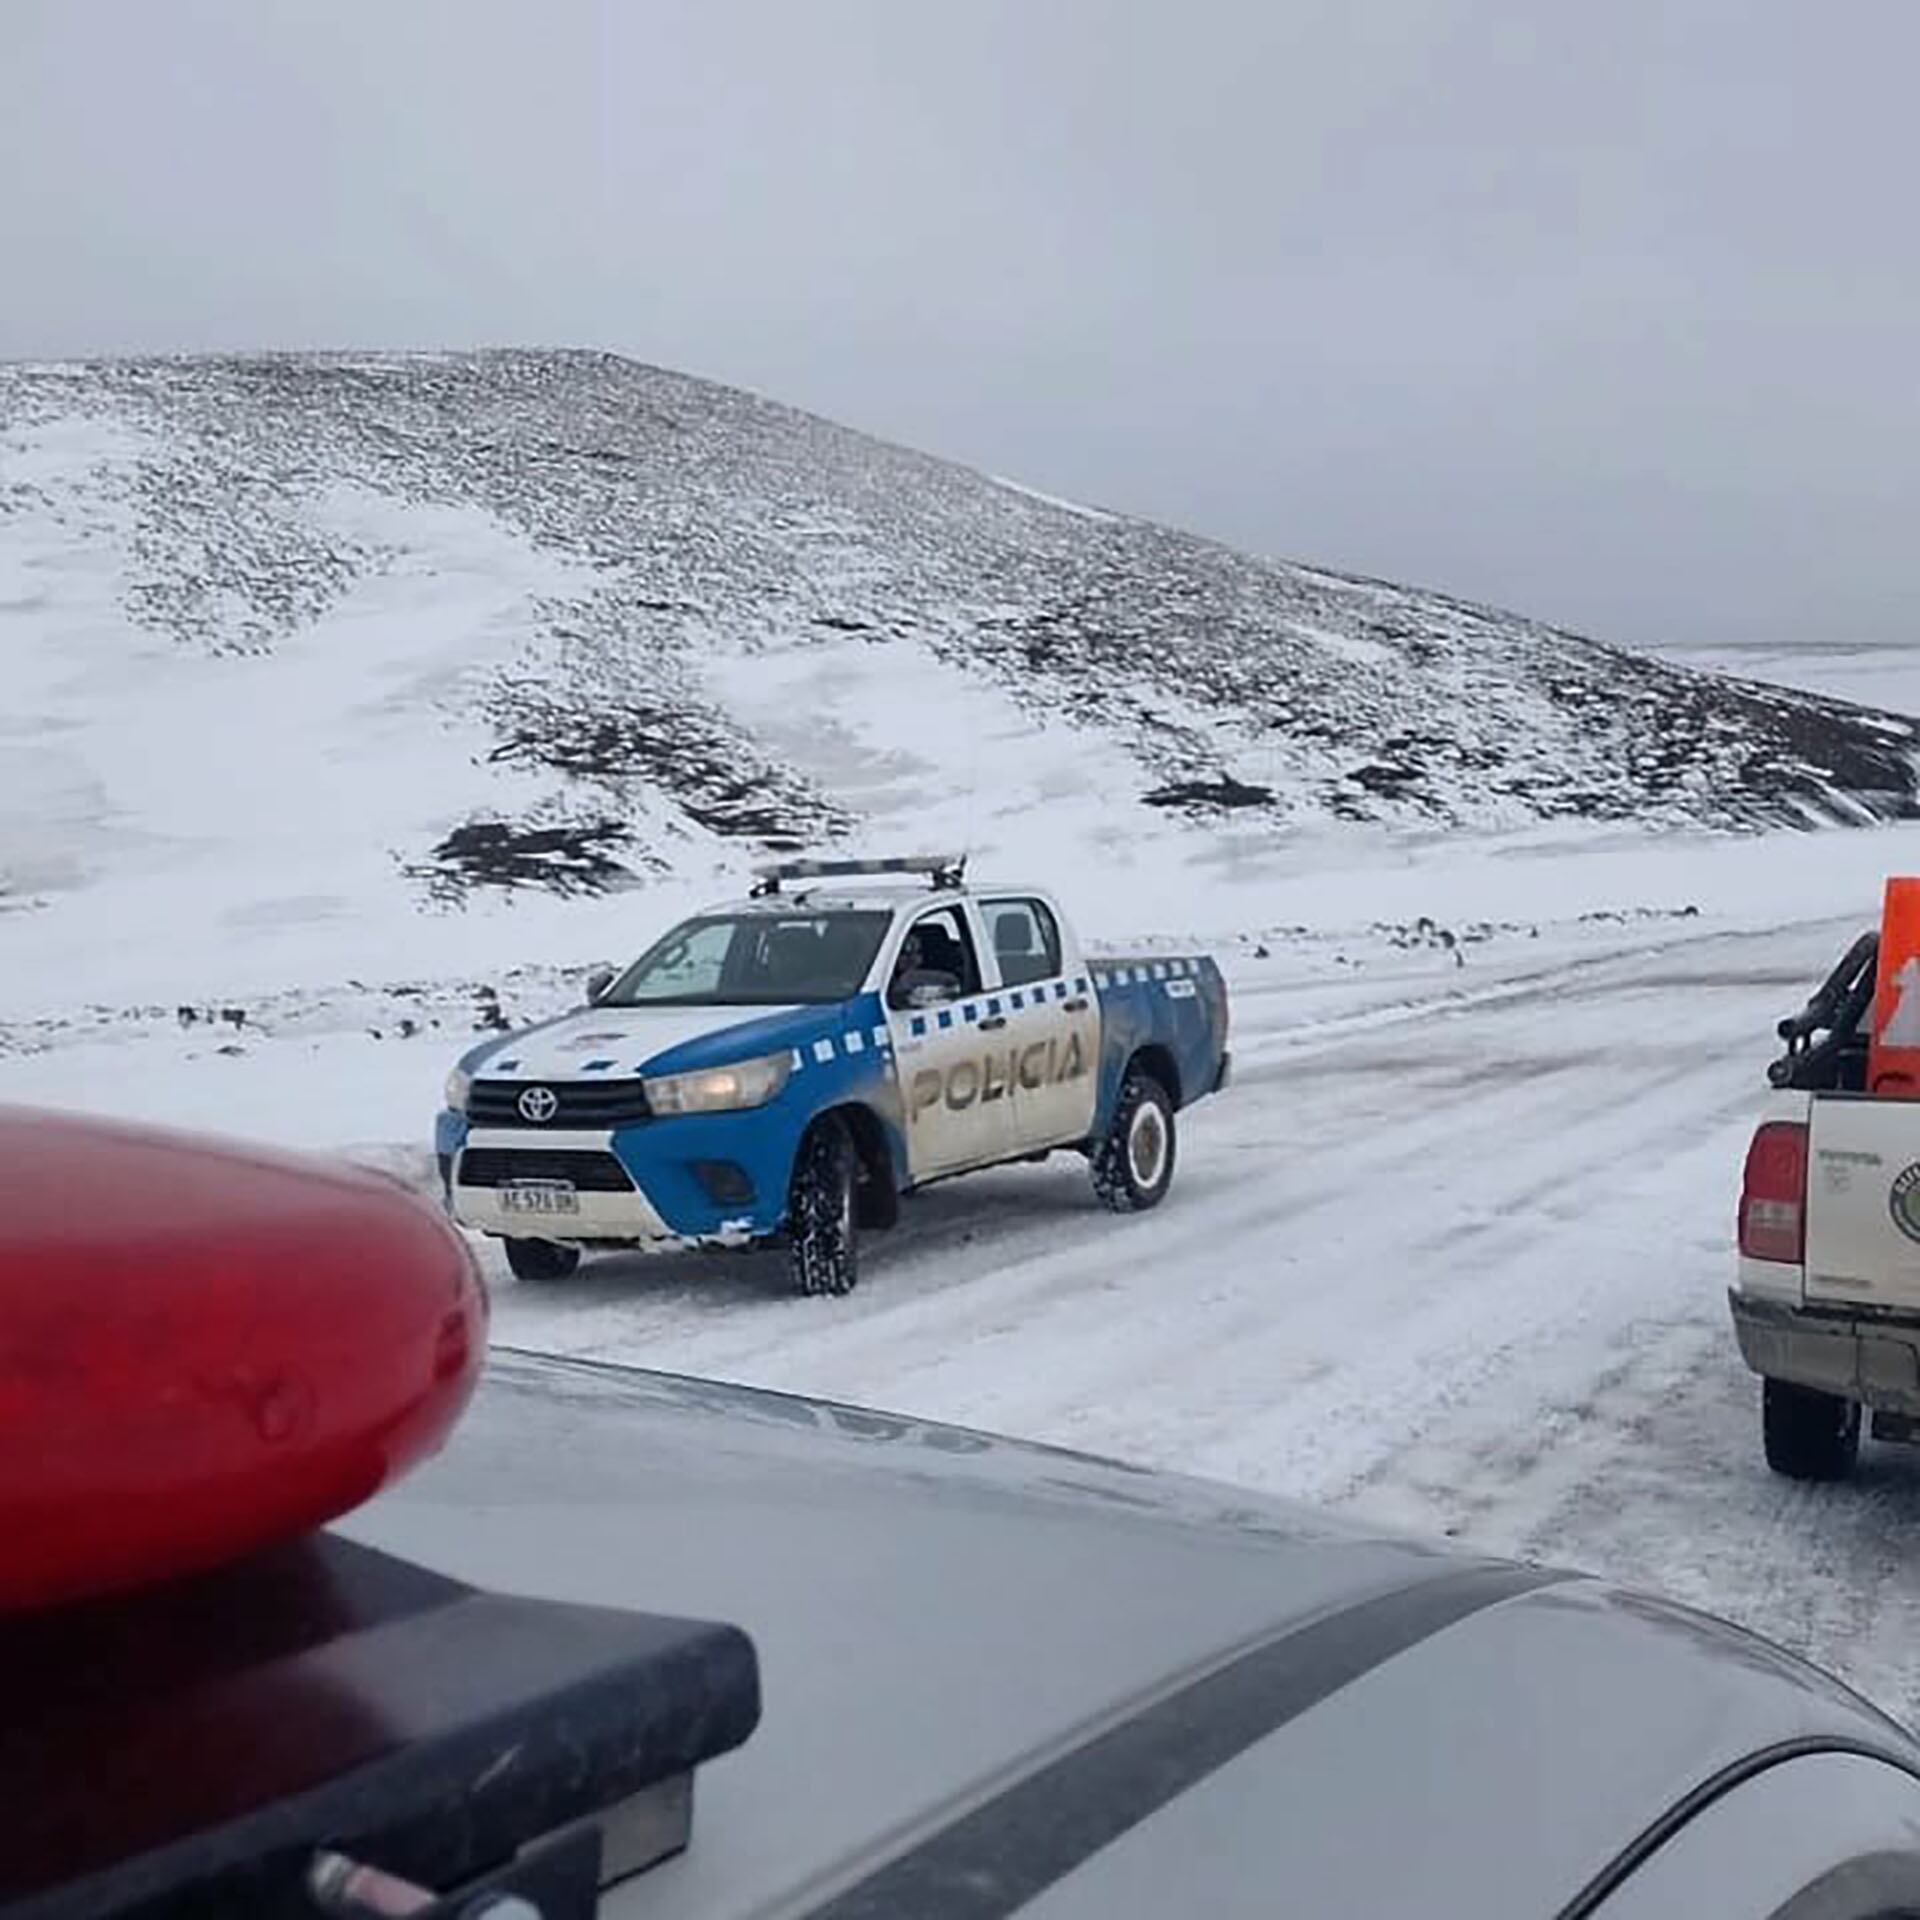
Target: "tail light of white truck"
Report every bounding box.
[1739,1120,1809,1264]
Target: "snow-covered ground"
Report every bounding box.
[8,352,1920,1724]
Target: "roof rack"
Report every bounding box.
[750,853,967,898]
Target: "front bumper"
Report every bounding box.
[439,1114,789,1249]
[1729,1289,1920,1411]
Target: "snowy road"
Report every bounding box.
[488,913,1920,1725]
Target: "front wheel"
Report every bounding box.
[1091,1070,1176,1213]
[1762,1377,1861,1481]
[503,1236,582,1283]
[788,1116,859,1297]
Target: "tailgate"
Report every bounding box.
[1806,1096,1920,1311]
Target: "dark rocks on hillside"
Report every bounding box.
[1142,775,1277,813]
[409,819,638,902]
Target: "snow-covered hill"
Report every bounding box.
[5,350,1917,976]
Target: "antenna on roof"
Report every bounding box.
[964,723,979,914]
[750,854,966,898]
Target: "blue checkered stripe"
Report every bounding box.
[785,1021,898,1072]
[1090,957,1202,990]
[903,974,1094,1040]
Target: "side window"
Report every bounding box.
[985,898,1061,988]
[887,906,984,1009]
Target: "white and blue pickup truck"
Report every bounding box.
[437,856,1231,1294]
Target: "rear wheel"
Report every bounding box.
[1763,1378,1861,1481]
[502,1236,581,1283]
[1091,1069,1176,1213]
[789,1116,859,1297]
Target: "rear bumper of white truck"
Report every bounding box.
[1729,1289,1920,1413]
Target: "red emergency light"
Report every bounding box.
[0,1107,485,1612]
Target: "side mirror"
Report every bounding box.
[584,964,617,1005]
[906,981,958,1010]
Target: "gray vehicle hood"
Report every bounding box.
[342,1351,1917,1919]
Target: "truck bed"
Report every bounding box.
[1089,953,1230,1110]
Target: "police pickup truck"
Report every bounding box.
[438,856,1231,1294]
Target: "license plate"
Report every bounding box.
[499,1183,580,1217]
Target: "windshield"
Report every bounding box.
[601,911,892,1007]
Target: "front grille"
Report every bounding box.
[456,1149,635,1193]
[468,1079,652,1129]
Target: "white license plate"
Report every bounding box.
[499,1183,580,1217]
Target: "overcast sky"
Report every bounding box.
[5,1,1916,657]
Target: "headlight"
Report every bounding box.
[445,1066,473,1113]
[646,1051,793,1116]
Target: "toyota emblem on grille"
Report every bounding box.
[517,1085,560,1124]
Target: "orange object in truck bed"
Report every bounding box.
[1867,878,1920,1096]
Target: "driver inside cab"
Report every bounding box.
[888,926,965,1009]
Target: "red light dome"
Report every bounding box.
[0,1109,486,1612]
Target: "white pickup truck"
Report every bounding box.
[1731,928,1920,1479]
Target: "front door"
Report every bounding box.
[982,897,1100,1151]
[884,903,1017,1180]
